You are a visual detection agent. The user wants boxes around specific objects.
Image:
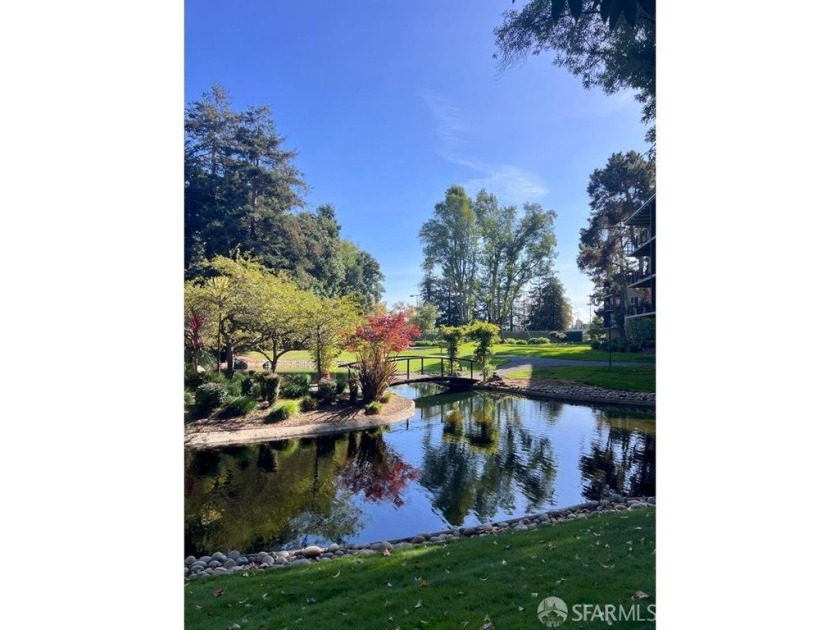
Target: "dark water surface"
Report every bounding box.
[185,383,655,556]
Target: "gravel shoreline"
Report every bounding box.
[478,376,655,408]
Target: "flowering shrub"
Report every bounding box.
[346,312,420,403]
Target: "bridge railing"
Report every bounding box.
[338,355,478,382]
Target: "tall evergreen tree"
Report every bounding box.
[495,0,656,145]
[577,150,654,332]
[185,84,307,272]
[526,275,573,331]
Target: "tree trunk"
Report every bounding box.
[225,338,234,377]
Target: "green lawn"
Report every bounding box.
[506,366,656,393]
[185,508,656,629]
[495,343,655,363]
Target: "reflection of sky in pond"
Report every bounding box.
[185,383,655,556]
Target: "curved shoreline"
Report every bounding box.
[185,378,654,449]
[185,396,416,448]
[185,496,656,578]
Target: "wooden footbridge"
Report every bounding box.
[338,355,481,390]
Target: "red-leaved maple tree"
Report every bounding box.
[346,312,420,402]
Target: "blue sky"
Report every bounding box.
[186,0,651,321]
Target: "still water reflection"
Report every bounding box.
[185,383,655,556]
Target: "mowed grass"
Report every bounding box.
[495,343,655,363]
[185,509,655,629]
[506,366,656,393]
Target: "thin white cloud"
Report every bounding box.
[419,88,549,202]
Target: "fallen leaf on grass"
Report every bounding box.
[632,590,649,600]
[262,593,269,599]
[332,571,341,578]
[383,549,391,556]
[415,600,423,608]
[213,588,225,597]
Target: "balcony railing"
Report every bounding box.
[626,265,654,285]
[625,301,655,316]
[624,230,653,255]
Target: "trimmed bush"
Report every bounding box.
[184,390,195,407]
[379,391,392,404]
[279,373,311,399]
[590,340,601,350]
[265,400,298,424]
[194,383,229,416]
[184,368,205,390]
[263,374,281,405]
[527,337,551,345]
[299,395,318,412]
[227,372,247,397]
[219,396,257,419]
[625,317,656,343]
[316,379,338,403]
[335,380,346,395]
[364,401,383,415]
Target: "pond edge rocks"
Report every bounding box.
[184,496,655,579]
[478,378,655,408]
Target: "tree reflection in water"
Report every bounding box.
[337,429,419,507]
[578,410,656,500]
[420,393,558,525]
[185,435,367,555]
[185,387,655,557]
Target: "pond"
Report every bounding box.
[185,383,655,557]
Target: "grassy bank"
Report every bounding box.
[494,343,655,363]
[185,508,655,629]
[505,366,656,393]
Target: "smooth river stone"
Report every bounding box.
[301,545,324,558]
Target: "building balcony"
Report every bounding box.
[626,265,654,288]
[626,233,654,259]
[625,301,655,318]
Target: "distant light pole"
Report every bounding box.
[409,294,420,308]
